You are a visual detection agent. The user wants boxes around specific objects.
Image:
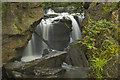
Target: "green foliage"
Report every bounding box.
[2,2,7,23]
[27,2,31,14]
[17,3,23,23]
[103,2,118,13]
[91,57,107,78]
[78,18,119,78]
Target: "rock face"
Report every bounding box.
[49,19,72,51]
[60,67,89,78]
[65,43,89,67]
[2,3,44,64]
[22,51,67,69]
[81,2,120,78]
[33,67,65,78]
[0,2,2,68]
[82,2,120,27]
[4,51,67,78]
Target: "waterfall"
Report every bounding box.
[39,19,51,54]
[21,33,42,62]
[67,15,82,42]
[46,8,56,14]
[21,9,84,62]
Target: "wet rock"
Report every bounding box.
[61,67,89,78]
[49,19,72,51]
[60,63,90,78]
[34,16,72,51]
[4,51,67,78]
[22,51,67,70]
[4,61,24,71]
[2,66,9,80]
[65,43,89,67]
[42,49,50,56]
[12,71,22,78]
[34,67,66,78]
[3,61,25,78]
[44,14,58,18]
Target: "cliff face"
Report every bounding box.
[80,2,120,78]
[82,2,120,27]
[2,2,43,64]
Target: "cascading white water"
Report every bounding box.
[21,9,84,62]
[67,15,82,42]
[21,33,42,62]
[46,8,57,14]
[39,19,52,54]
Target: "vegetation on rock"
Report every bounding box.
[79,18,119,78]
[42,2,84,13]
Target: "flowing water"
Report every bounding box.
[21,9,84,62]
[20,8,90,78]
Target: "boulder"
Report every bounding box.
[22,51,67,70]
[33,15,72,52]
[4,51,67,78]
[42,49,50,56]
[65,43,89,67]
[5,67,65,78]
[60,67,89,78]
[49,19,72,51]
[12,71,22,78]
[34,67,66,78]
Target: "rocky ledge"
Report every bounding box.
[3,50,67,78]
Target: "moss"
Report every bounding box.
[17,3,23,23]
[27,2,31,14]
[89,2,98,8]
[3,3,33,24]
[2,2,7,23]
[103,2,118,13]
[13,24,23,34]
